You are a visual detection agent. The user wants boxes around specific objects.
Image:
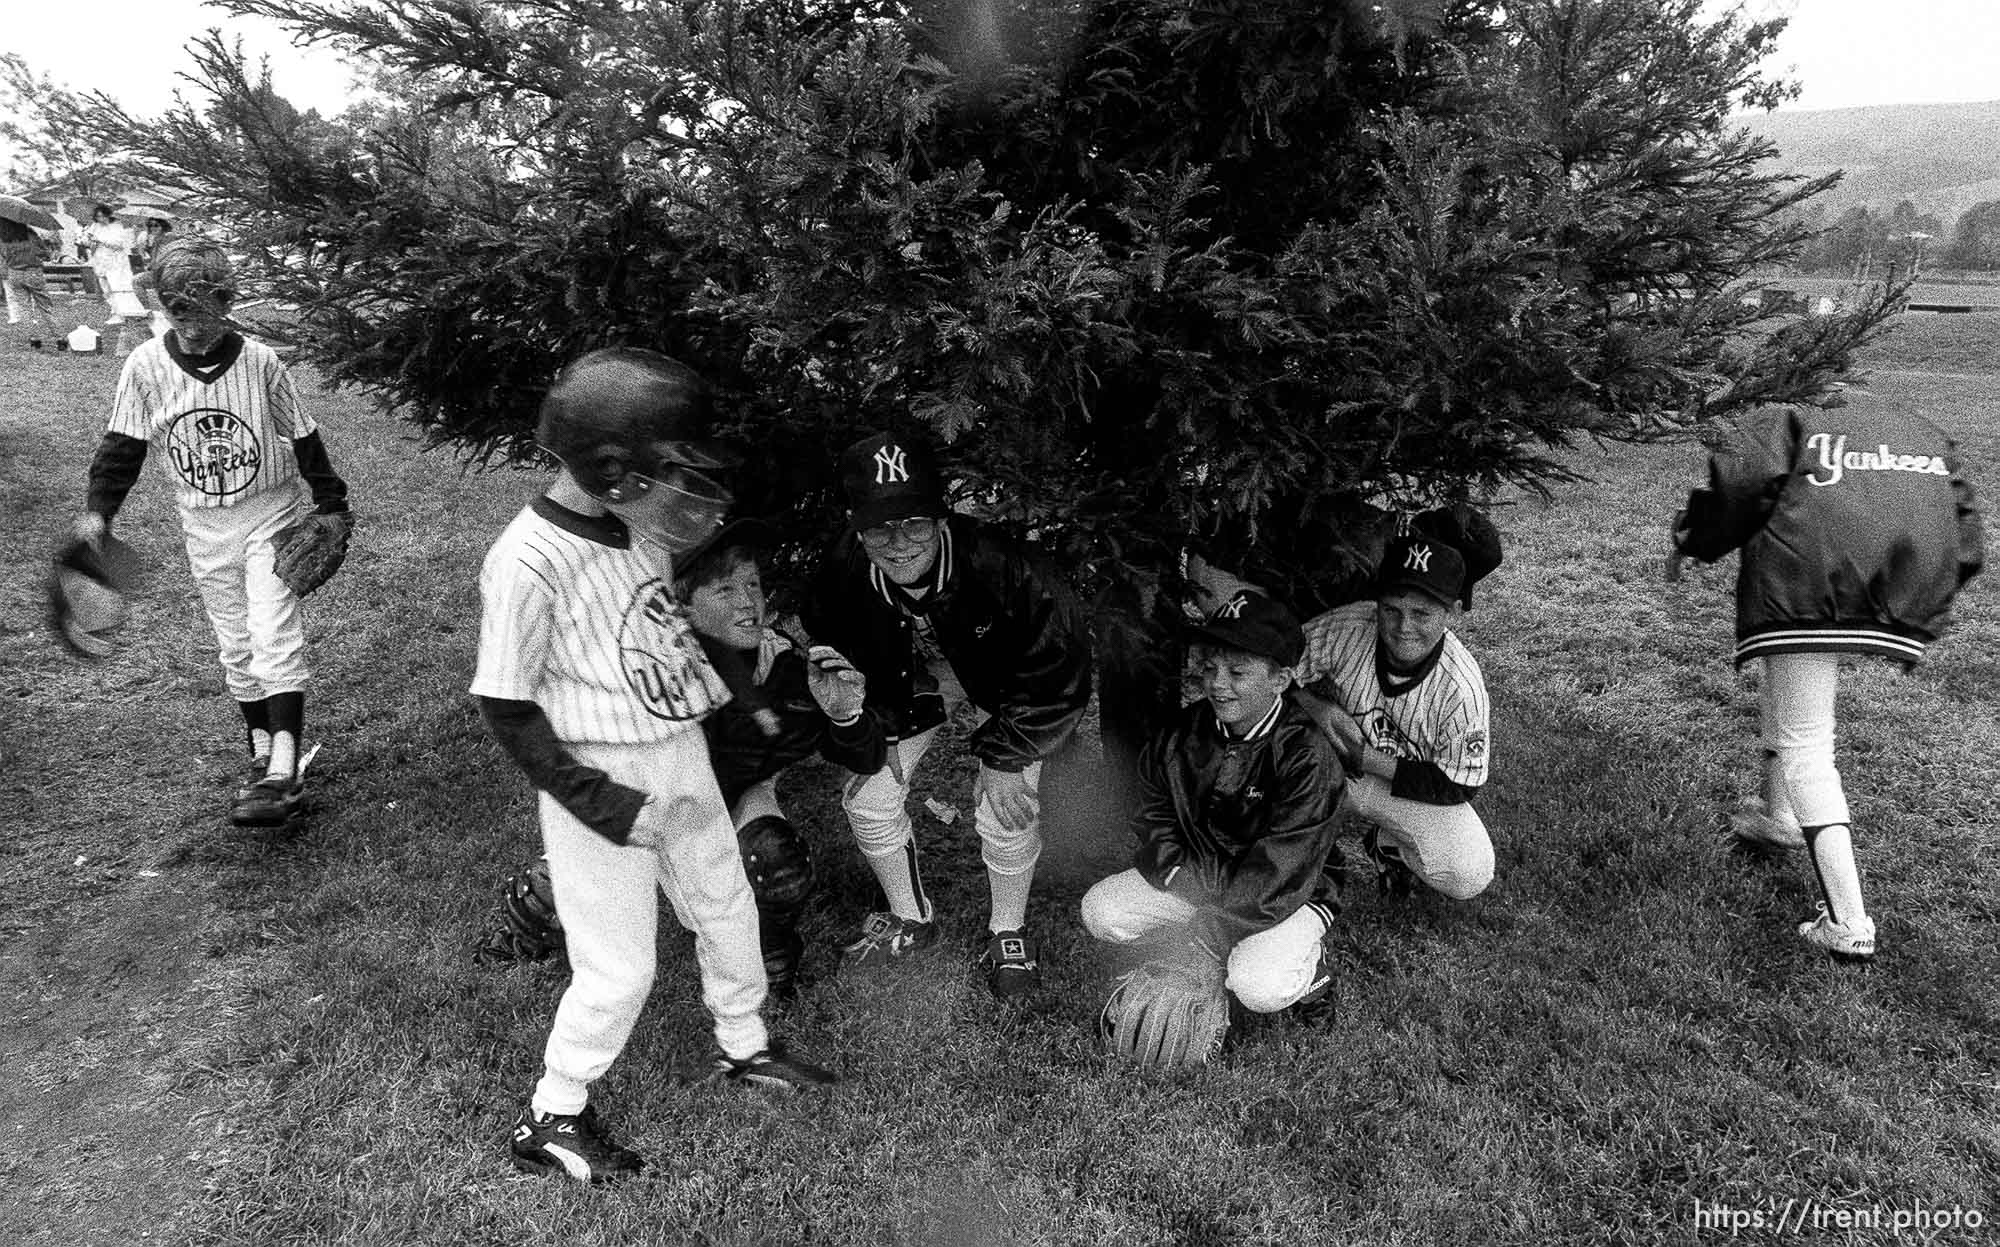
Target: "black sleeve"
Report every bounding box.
[966,550,1094,772]
[1129,728,1225,903]
[1390,758,1479,805]
[85,433,149,521]
[291,432,350,514]
[1677,408,1795,563]
[476,696,646,844]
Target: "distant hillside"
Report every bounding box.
[1744,100,2000,227]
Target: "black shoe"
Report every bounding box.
[711,1044,839,1091]
[509,1105,643,1184]
[1362,824,1415,900]
[231,770,303,826]
[980,928,1041,999]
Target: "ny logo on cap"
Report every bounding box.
[1214,592,1251,620]
[873,444,909,485]
[1404,543,1434,573]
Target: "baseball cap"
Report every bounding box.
[839,432,948,530]
[1186,590,1305,668]
[1375,534,1466,608]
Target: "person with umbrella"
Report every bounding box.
[85,204,147,324]
[0,230,56,348]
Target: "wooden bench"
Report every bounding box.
[44,264,101,296]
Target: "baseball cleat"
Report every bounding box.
[711,1044,840,1092]
[509,1104,644,1184]
[230,744,323,827]
[839,911,938,966]
[1796,903,1876,962]
[233,754,272,799]
[1361,826,1414,900]
[231,773,304,826]
[979,928,1041,999]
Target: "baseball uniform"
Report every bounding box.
[473,496,767,1117]
[1298,601,1495,899]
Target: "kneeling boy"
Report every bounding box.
[1080,591,1345,1016]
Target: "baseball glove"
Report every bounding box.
[1100,945,1230,1070]
[272,511,354,597]
[48,534,144,659]
[472,857,565,967]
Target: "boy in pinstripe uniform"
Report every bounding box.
[1295,535,1496,901]
[472,348,836,1186]
[72,239,350,826]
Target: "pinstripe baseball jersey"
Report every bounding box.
[1297,601,1491,788]
[472,497,730,744]
[107,334,314,511]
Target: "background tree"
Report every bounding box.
[1944,199,2000,271]
[0,54,118,191]
[64,0,1900,749]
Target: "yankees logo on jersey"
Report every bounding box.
[473,498,731,744]
[1297,601,1491,788]
[109,333,312,511]
[619,579,727,720]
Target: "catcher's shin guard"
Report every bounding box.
[758,919,806,998]
[737,815,813,910]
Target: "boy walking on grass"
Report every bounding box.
[71,238,352,826]
[472,348,837,1185]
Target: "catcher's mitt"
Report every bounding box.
[49,534,145,659]
[472,857,565,967]
[1100,946,1230,1070]
[272,511,354,597]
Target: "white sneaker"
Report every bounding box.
[1797,903,1876,960]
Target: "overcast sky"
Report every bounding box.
[3,0,1997,158]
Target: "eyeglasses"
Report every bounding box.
[858,517,939,548]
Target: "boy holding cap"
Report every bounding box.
[801,431,1093,998]
[1080,589,1346,1016]
[1296,535,1496,900]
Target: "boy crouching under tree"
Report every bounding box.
[472,348,836,1186]
[1081,590,1347,1039]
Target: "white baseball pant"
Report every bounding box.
[1343,775,1494,900]
[1080,868,1330,1013]
[1759,651,1849,828]
[532,732,769,1117]
[179,486,310,701]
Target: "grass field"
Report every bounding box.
[3,298,1997,1246]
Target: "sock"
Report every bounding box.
[987,863,1035,934]
[1802,824,1867,928]
[238,698,272,759]
[265,692,304,779]
[862,841,931,922]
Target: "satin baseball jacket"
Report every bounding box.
[801,515,1093,772]
[1131,694,1346,946]
[1676,395,1983,667]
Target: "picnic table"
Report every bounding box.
[45,263,102,296]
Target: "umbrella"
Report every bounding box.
[113,205,177,225]
[0,194,60,232]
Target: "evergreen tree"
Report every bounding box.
[63,0,1897,684]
